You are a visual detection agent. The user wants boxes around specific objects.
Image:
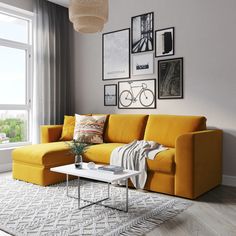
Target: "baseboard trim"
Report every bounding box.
[222,175,236,187]
[0,163,12,173]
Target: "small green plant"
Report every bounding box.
[66,139,88,156]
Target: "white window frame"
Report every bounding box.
[0,5,33,148]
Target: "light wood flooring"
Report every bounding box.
[0,172,235,236]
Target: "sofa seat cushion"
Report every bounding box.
[83,143,125,164]
[12,142,74,167]
[104,114,148,143]
[83,143,175,174]
[147,148,175,174]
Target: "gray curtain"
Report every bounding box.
[33,0,74,142]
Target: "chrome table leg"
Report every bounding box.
[125,179,128,212]
[108,182,110,198]
[78,176,80,208]
[66,174,69,197]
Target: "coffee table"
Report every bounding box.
[50,163,141,212]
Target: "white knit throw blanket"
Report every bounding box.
[110,140,168,189]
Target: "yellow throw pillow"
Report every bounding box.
[60,115,75,141]
[73,114,107,144]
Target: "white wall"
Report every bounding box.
[72,0,236,178]
[0,0,33,172]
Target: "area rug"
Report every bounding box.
[0,177,192,236]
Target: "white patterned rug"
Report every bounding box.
[0,177,191,236]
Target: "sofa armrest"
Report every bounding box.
[40,125,63,143]
[175,130,222,199]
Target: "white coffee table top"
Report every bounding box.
[51,163,141,183]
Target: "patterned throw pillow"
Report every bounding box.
[73,114,107,144]
[60,115,75,141]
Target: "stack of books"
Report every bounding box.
[98,165,124,174]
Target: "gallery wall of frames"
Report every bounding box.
[103,12,184,109]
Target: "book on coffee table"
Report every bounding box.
[98,165,124,174]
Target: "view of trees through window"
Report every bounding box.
[0,111,27,144]
[0,10,32,145]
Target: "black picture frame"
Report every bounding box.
[104,84,117,106]
[102,28,131,80]
[155,27,175,58]
[118,79,156,109]
[158,57,183,99]
[131,12,154,54]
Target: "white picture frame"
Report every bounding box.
[132,53,154,76]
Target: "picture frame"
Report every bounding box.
[155,27,175,57]
[118,79,156,109]
[131,12,154,54]
[104,84,117,106]
[158,57,183,99]
[102,28,130,80]
[132,53,154,76]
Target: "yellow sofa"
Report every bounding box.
[12,114,222,199]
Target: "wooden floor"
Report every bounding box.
[147,185,236,236]
[1,172,236,236]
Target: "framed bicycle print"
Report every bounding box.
[118,79,156,109]
[102,28,130,80]
[158,57,183,99]
[104,84,117,106]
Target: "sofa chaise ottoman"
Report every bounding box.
[12,114,222,199]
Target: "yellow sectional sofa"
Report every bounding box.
[12,114,222,199]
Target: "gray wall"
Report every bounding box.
[0,0,33,11]
[72,0,236,178]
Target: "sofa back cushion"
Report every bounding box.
[104,114,148,143]
[144,114,206,147]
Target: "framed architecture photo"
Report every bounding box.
[155,27,175,57]
[118,79,156,109]
[102,28,130,80]
[131,12,154,53]
[132,53,154,76]
[158,58,183,99]
[104,84,117,106]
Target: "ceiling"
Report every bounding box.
[48,0,69,8]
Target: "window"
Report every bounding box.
[0,8,32,146]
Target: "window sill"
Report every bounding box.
[0,142,32,150]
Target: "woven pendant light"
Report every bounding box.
[69,0,108,33]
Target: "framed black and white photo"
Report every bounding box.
[132,53,154,76]
[102,28,130,80]
[104,84,117,106]
[158,58,183,99]
[131,12,154,53]
[155,27,175,57]
[118,79,156,109]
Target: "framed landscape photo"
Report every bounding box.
[155,27,175,57]
[158,58,183,99]
[132,53,154,76]
[131,12,154,53]
[102,28,130,80]
[104,84,117,106]
[118,79,156,109]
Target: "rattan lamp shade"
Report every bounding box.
[69,0,108,33]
